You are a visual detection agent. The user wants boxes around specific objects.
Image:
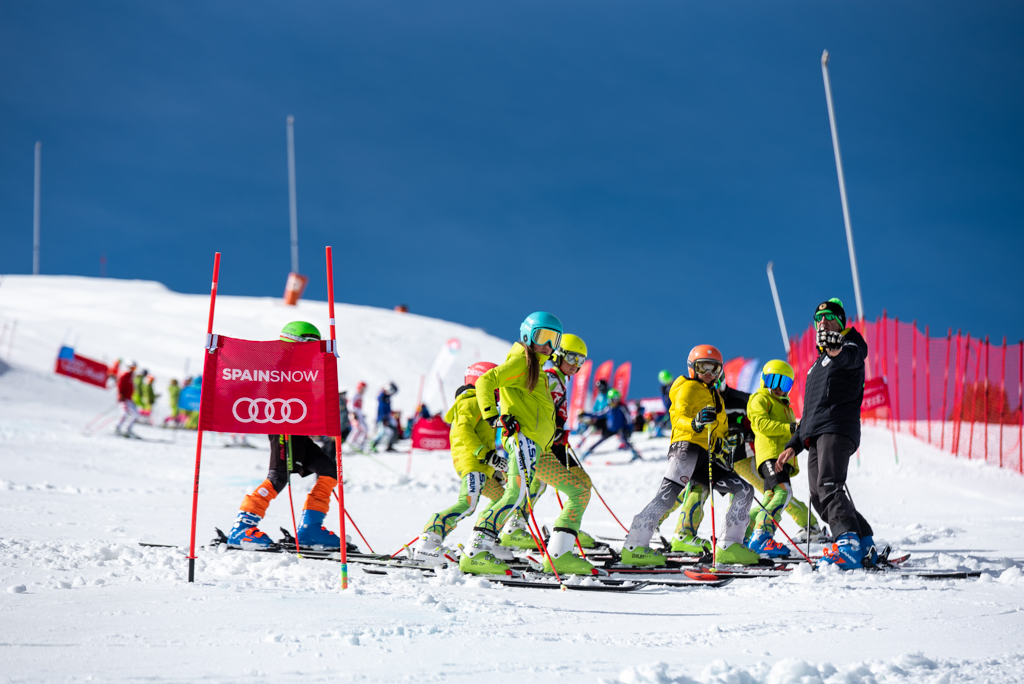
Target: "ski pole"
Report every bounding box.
[554,489,587,559]
[751,494,813,565]
[82,403,118,432]
[331,489,374,553]
[284,436,301,554]
[567,444,630,533]
[513,434,561,585]
[391,535,420,559]
[707,439,717,569]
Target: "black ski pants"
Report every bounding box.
[266,435,337,494]
[806,433,872,539]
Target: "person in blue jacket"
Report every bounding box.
[579,389,641,460]
[370,382,399,452]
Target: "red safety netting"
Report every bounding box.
[788,313,1023,474]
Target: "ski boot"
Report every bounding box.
[459,531,512,576]
[489,542,517,562]
[712,542,761,566]
[226,511,276,550]
[296,510,342,550]
[670,533,712,555]
[859,535,879,568]
[747,530,790,558]
[793,524,825,544]
[619,545,666,567]
[409,531,448,566]
[817,532,864,570]
[577,530,598,549]
[499,516,537,550]
[542,530,596,575]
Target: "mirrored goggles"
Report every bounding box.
[762,372,794,393]
[562,351,587,368]
[814,312,841,323]
[531,327,561,349]
[693,360,722,377]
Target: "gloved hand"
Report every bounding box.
[816,328,844,350]
[488,414,519,438]
[789,422,798,436]
[492,470,507,486]
[551,427,564,445]
[691,406,717,433]
[724,433,741,452]
[484,450,508,473]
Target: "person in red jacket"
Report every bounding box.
[115,362,140,439]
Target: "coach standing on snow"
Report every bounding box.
[777,298,876,569]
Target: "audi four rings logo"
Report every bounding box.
[232,397,308,424]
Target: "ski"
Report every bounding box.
[359,567,651,591]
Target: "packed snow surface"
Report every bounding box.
[2,276,1024,682]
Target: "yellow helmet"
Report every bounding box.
[760,359,795,393]
[553,333,588,368]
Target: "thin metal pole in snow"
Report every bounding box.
[325,246,349,590]
[33,142,41,276]
[287,116,299,274]
[821,51,865,323]
[766,261,790,354]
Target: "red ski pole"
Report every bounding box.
[326,246,349,589]
[332,489,374,553]
[567,444,629,534]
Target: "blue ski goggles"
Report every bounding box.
[530,327,561,349]
[762,372,794,393]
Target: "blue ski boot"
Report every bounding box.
[227,511,276,550]
[747,529,789,558]
[860,535,879,567]
[817,532,864,570]
[296,510,342,550]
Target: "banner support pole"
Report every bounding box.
[326,246,348,590]
[188,252,221,583]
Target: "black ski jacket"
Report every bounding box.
[786,327,868,453]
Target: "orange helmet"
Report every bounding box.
[687,345,724,379]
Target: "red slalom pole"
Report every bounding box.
[751,496,812,565]
[326,246,349,589]
[187,252,220,583]
[331,489,374,552]
[391,535,420,559]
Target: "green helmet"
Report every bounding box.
[606,388,622,404]
[280,321,322,343]
[658,369,673,386]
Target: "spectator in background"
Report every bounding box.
[370,382,399,452]
[115,362,140,439]
[164,379,181,427]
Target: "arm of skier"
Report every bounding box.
[748,394,792,438]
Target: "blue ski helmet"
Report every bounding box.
[519,311,563,349]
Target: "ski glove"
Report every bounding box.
[691,406,717,433]
[724,433,742,452]
[816,328,844,350]
[789,422,798,436]
[487,414,520,439]
[484,450,508,473]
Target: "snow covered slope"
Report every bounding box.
[2,275,1024,682]
[0,274,513,416]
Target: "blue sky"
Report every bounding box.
[2,1,1022,397]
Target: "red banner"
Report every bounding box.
[54,347,109,388]
[411,415,451,450]
[612,361,632,401]
[568,359,592,431]
[861,377,891,417]
[199,335,340,436]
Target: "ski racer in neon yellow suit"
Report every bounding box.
[460,312,562,576]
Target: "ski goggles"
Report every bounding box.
[562,351,587,368]
[692,360,722,377]
[813,312,841,323]
[530,327,561,349]
[280,331,321,342]
[762,372,794,393]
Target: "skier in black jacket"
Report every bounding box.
[778,298,874,570]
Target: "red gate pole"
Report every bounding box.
[968,336,979,461]
[188,252,221,584]
[999,337,1007,468]
[941,329,952,451]
[1018,341,1022,474]
[893,317,902,434]
[882,311,891,431]
[925,325,932,444]
[983,337,991,463]
[912,321,918,438]
[325,246,349,590]
[953,332,967,455]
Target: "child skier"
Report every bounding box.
[459,312,562,575]
[619,345,759,567]
[408,362,506,565]
[114,362,140,438]
[370,383,399,452]
[579,388,641,460]
[744,359,800,558]
[225,322,343,551]
[499,334,597,574]
[348,382,368,451]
